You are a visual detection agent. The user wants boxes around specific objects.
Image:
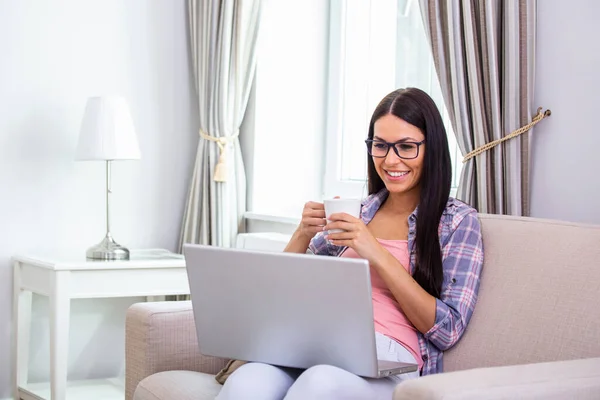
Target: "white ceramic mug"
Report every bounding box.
[323,198,362,233]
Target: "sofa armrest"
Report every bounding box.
[125,301,228,400]
[393,357,600,400]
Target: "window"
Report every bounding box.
[323,0,462,200]
[248,0,461,220]
[249,0,330,218]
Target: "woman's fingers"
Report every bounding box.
[306,225,325,234]
[325,230,356,240]
[304,209,326,219]
[304,201,325,211]
[303,217,326,227]
[324,221,355,233]
[327,212,359,223]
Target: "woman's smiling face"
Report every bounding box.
[371,114,426,195]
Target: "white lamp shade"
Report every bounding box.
[75,96,141,161]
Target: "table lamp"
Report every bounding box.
[75,96,141,260]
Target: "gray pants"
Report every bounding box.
[216,332,419,400]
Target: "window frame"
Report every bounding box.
[322,0,369,200]
[322,0,460,200]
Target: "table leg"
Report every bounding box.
[50,271,70,400]
[12,261,32,399]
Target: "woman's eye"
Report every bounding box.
[398,143,416,151]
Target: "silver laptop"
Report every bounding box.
[183,244,418,378]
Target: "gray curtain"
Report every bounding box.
[419,0,544,216]
[180,0,262,250]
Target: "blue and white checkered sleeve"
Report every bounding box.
[424,211,484,351]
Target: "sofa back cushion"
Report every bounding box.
[444,214,600,372]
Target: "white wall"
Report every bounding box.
[531,0,600,224]
[0,0,197,397]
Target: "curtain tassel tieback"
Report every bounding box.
[199,129,240,182]
[462,107,552,164]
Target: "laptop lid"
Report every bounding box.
[183,243,382,377]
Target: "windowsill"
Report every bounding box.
[244,212,300,226]
[245,187,459,229]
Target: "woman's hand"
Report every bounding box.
[297,201,327,240]
[324,213,386,264]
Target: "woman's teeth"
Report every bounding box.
[387,171,408,177]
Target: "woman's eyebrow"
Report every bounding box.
[373,135,418,142]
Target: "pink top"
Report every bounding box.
[341,239,424,370]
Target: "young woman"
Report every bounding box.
[217,88,484,400]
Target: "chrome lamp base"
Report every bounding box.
[85,160,131,262]
[86,233,130,261]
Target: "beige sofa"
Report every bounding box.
[125,214,600,400]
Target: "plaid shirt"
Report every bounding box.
[309,189,484,375]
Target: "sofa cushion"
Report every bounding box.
[133,370,221,400]
[444,214,600,372]
[393,357,600,400]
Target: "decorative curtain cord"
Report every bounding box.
[462,107,552,163]
[199,129,239,182]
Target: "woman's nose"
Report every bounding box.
[385,147,402,164]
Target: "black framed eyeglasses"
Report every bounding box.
[364,139,425,159]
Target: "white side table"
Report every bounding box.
[12,249,190,400]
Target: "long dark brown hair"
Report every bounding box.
[367,88,451,298]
